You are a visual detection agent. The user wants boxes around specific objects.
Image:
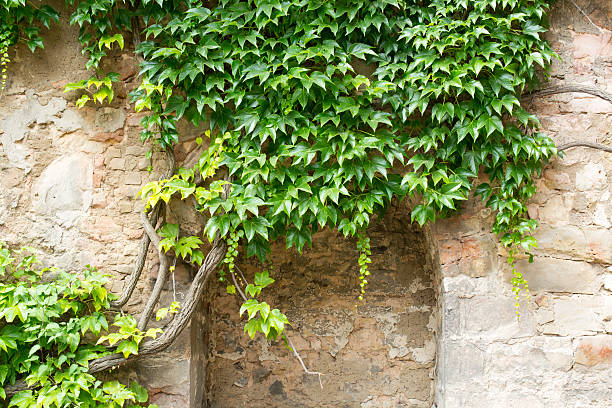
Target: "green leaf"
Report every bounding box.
[411,205,435,226]
[254,270,274,289]
[116,340,139,358]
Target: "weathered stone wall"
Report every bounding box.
[0,2,195,405]
[0,1,610,408]
[200,204,439,407]
[434,2,612,407]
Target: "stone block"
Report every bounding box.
[439,342,485,383]
[533,225,590,260]
[119,201,132,213]
[32,152,93,225]
[106,146,121,158]
[604,274,612,292]
[584,228,612,263]
[94,107,126,133]
[542,296,604,336]
[538,193,573,224]
[574,335,612,366]
[107,157,126,170]
[516,257,599,294]
[124,173,141,185]
[575,162,607,191]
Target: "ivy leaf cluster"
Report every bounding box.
[0,243,159,407]
[239,271,290,341]
[122,1,557,305]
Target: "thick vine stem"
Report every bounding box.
[524,83,612,104]
[557,141,612,153]
[137,206,170,331]
[110,205,159,309]
[89,237,227,372]
[3,238,228,397]
[110,150,175,309]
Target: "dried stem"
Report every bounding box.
[524,83,612,104]
[137,207,170,331]
[566,0,603,33]
[230,268,247,302]
[286,335,324,388]
[558,141,612,153]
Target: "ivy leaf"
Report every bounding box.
[116,340,139,358]
[411,204,435,226]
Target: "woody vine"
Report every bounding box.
[1,0,612,406]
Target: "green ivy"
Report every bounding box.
[2,0,560,397]
[0,244,159,407]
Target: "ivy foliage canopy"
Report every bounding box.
[124,0,556,260]
[3,0,557,258]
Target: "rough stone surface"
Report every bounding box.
[0,1,611,407]
[202,206,439,407]
[434,2,612,406]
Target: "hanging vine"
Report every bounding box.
[4,0,611,405]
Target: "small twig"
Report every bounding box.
[230,268,247,302]
[286,335,324,388]
[557,141,612,153]
[232,267,323,386]
[567,0,603,33]
[171,258,177,302]
[236,264,247,283]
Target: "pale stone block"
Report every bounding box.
[574,335,612,366]
[94,107,125,133]
[106,146,121,158]
[460,295,536,340]
[575,162,607,191]
[124,173,141,185]
[593,203,611,228]
[538,194,574,224]
[533,225,590,260]
[542,296,603,336]
[584,228,612,263]
[107,157,126,170]
[119,201,132,213]
[31,152,93,226]
[604,275,612,292]
[125,145,145,156]
[517,257,599,294]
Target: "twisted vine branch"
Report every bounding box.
[558,141,612,153]
[110,151,174,310]
[137,207,170,331]
[524,83,612,104]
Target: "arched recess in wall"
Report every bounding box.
[190,200,442,408]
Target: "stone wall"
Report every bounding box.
[434,2,612,407]
[200,204,439,407]
[0,1,611,408]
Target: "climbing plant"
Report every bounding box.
[0,0,579,403]
[0,244,159,407]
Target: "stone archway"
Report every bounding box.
[191,202,441,407]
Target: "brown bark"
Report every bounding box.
[524,83,612,104]
[137,207,170,331]
[558,141,612,153]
